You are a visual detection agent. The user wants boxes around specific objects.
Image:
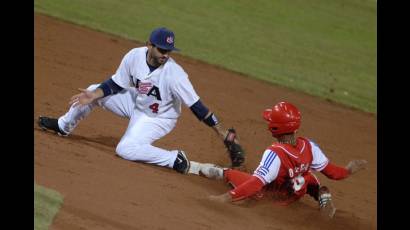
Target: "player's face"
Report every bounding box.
[148,44,172,66]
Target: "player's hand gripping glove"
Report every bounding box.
[224,128,245,168]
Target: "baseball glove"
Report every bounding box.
[224,128,245,168]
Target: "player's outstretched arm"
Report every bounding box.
[209,175,264,203]
[190,100,246,168]
[69,88,104,107]
[320,159,367,180]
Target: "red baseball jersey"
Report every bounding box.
[253,137,328,201]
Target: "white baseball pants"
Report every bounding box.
[58,84,178,168]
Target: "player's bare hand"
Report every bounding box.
[208,193,232,203]
[346,159,367,174]
[69,88,96,107]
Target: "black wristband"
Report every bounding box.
[98,78,124,98]
[97,82,112,97]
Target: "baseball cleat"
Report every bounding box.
[173,150,190,174]
[318,186,336,218]
[38,116,68,136]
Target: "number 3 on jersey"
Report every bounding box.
[149,103,159,113]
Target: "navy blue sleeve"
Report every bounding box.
[190,100,219,127]
[97,78,124,97]
[190,100,209,120]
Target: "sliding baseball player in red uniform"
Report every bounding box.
[200,101,367,218]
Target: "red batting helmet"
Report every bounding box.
[262,102,301,137]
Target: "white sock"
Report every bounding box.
[188,161,201,175]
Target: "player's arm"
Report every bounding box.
[68,78,124,107]
[209,150,280,203]
[69,87,104,107]
[111,49,136,89]
[226,149,281,201]
[97,78,124,97]
[309,140,348,180]
[229,176,265,201]
[309,140,367,180]
[320,162,350,180]
[174,72,245,167]
[190,101,229,140]
[190,100,239,143]
[190,100,245,167]
[173,73,225,134]
[209,176,264,203]
[321,160,367,180]
[69,49,132,107]
[190,100,220,129]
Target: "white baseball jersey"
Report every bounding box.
[58,47,201,169]
[111,47,200,119]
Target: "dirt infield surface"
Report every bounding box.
[34,14,376,230]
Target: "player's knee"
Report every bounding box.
[115,141,144,161]
[116,141,132,160]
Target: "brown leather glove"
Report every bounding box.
[224,128,245,168]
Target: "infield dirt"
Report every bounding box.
[35,13,376,230]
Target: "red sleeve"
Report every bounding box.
[321,162,350,180]
[229,176,264,201]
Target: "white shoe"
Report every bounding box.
[199,163,224,180]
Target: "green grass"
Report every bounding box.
[35,0,376,113]
[34,183,64,230]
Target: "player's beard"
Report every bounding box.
[147,46,169,67]
[149,54,168,67]
[156,55,168,65]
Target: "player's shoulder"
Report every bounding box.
[302,137,328,159]
[268,142,281,151]
[164,58,188,77]
[269,141,290,150]
[127,46,148,57]
[264,145,282,157]
[261,148,281,162]
[297,137,319,148]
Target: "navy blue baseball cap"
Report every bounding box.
[149,27,180,51]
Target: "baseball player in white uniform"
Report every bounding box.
[38,27,245,174]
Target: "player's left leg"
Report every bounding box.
[114,110,189,172]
